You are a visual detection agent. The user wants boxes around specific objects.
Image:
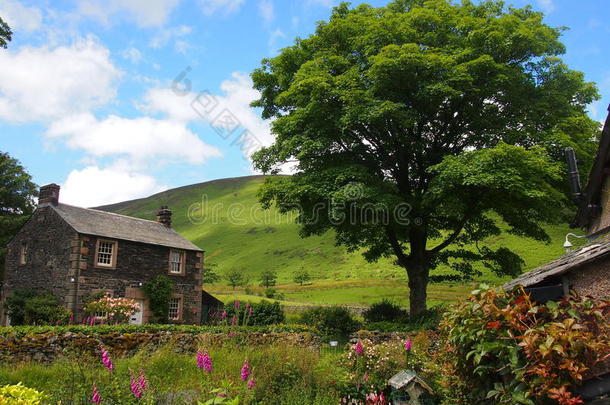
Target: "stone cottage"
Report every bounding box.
[1,183,205,325]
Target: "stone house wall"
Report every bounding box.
[566,259,610,299]
[77,236,203,324]
[1,207,78,324]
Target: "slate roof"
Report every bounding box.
[503,240,610,290]
[45,202,202,251]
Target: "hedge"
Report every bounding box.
[0,324,318,339]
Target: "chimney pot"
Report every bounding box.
[39,184,60,206]
[157,206,172,228]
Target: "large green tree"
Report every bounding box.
[250,0,600,314]
[0,152,37,279]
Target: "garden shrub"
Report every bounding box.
[0,383,46,404]
[363,299,407,323]
[5,289,69,326]
[84,297,140,324]
[440,285,610,405]
[364,306,444,332]
[299,306,360,341]
[221,300,285,326]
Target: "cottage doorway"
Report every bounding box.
[129,299,144,325]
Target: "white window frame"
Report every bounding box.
[168,297,182,320]
[95,239,117,268]
[169,250,185,275]
[19,243,27,265]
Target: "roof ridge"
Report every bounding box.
[57,203,161,225]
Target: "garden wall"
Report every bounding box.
[0,325,320,363]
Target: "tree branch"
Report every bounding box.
[427,216,469,255]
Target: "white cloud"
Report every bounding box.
[149,25,192,48]
[121,46,143,63]
[174,40,192,54]
[268,28,285,52]
[258,0,274,24]
[142,72,272,143]
[200,0,244,16]
[536,0,555,13]
[0,0,42,33]
[0,37,121,123]
[78,0,180,27]
[61,164,167,207]
[46,112,222,165]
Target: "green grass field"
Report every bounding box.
[99,175,578,308]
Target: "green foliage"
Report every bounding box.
[0,152,37,279]
[142,275,174,323]
[0,383,46,404]
[259,269,277,288]
[4,289,68,326]
[0,17,11,49]
[225,270,246,290]
[202,263,221,284]
[293,268,312,286]
[250,0,600,314]
[222,300,285,326]
[299,306,360,341]
[362,299,407,323]
[440,286,610,404]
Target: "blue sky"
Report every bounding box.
[0,0,608,207]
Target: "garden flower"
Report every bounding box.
[249,307,253,316]
[354,341,364,355]
[240,361,250,381]
[404,338,412,352]
[197,351,212,372]
[221,311,227,319]
[100,346,113,371]
[138,369,147,391]
[91,385,101,404]
[130,376,142,399]
[234,300,240,310]
[247,377,256,389]
[231,316,237,326]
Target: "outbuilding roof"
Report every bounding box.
[45,202,202,252]
[503,240,610,290]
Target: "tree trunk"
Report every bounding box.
[407,262,429,316]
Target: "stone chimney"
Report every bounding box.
[39,183,60,206]
[156,206,172,228]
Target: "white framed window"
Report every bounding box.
[168,297,181,320]
[19,243,27,265]
[169,250,184,274]
[95,239,117,268]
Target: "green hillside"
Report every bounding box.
[98,175,576,307]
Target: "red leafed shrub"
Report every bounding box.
[439,285,610,405]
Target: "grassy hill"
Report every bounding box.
[98,175,576,307]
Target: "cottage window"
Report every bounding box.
[168,297,182,320]
[95,239,117,268]
[169,250,185,274]
[19,243,27,265]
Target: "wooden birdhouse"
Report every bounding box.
[388,370,434,405]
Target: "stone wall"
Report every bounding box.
[0,330,320,363]
[566,259,610,299]
[1,206,78,325]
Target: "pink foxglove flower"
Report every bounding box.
[196,351,205,369]
[231,316,237,326]
[234,300,240,310]
[404,338,412,352]
[240,361,250,381]
[100,346,113,371]
[354,341,364,355]
[221,311,227,319]
[138,369,147,391]
[130,376,142,399]
[91,385,101,404]
[247,377,256,389]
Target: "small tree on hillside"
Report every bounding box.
[202,262,221,284]
[225,270,245,290]
[293,268,311,286]
[259,270,277,288]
